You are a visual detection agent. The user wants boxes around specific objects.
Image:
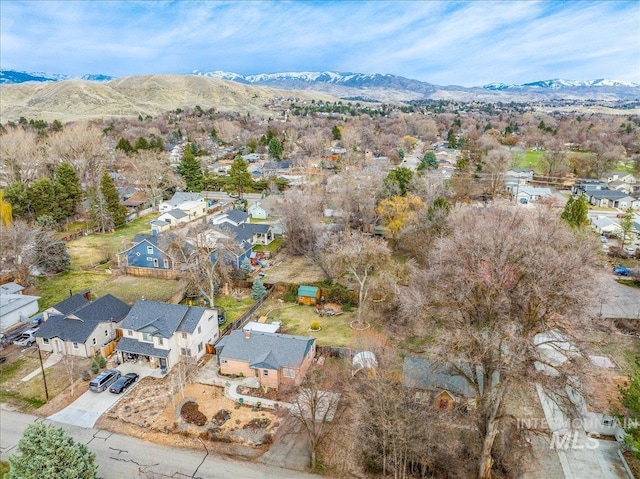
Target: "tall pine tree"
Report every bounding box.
[176,144,204,192]
[54,162,83,220]
[100,170,127,228]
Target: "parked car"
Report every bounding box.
[624,246,637,255]
[614,265,633,276]
[89,369,121,392]
[13,328,38,347]
[109,372,139,394]
[600,236,608,243]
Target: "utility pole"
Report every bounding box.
[37,342,49,402]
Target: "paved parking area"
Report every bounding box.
[47,363,156,428]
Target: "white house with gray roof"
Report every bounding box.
[35,294,130,358]
[0,282,40,332]
[116,300,218,373]
[159,192,205,213]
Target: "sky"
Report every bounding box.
[1,0,639,87]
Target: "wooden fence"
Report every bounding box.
[101,339,119,358]
[123,266,181,280]
[215,286,275,344]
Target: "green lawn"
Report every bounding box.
[253,297,359,347]
[252,238,284,253]
[214,295,255,324]
[66,214,158,270]
[35,272,112,310]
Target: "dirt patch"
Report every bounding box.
[237,385,299,403]
[97,378,283,455]
[262,252,327,284]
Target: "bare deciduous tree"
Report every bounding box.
[400,207,598,478]
[325,231,391,328]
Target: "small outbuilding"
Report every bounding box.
[297,285,321,306]
[352,351,378,378]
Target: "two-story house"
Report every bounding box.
[35,293,131,358]
[115,300,218,373]
[117,235,177,272]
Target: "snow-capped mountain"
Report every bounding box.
[483,78,639,90]
[0,70,114,84]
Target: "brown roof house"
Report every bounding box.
[216,330,316,389]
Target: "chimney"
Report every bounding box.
[244,329,251,339]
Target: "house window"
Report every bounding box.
[221,359,228,364]
[93,338,97,345]
[158,338,164,346]
[73,342,79,349]
[198,325,202,334]
[42,338,49,345]
[181,332,187,339]
[147,246,154,254]
[142,333,153,342]
[263,370,269,377]
[181,348,191,356]
[128,330,133,336]
[146,257,153,261]
[198,342,203,352]
[283,368,296,378]
[153,258,159,268]
[163,259,169,268]
[105,329,109,336]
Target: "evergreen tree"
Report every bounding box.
[3,182,29,220]
[134,137,150,151]
[7,422,98,479]
[251,277,267,300]
[54,162,83,220]
[240,257,253,276]
[100,170,127,227]
[331,125,342,140]
[87,186,114,233]
[383,167,414,197]
[228,156,253,199]
[176,145,204,192]
[115,138,134,154]
[28,177,59,220]
[268,137,283,160]
[418,151,438,171]
[447,128,457,149]
[620,207,635,248]
[560,196,589,228]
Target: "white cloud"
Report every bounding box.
[0,0,638,85]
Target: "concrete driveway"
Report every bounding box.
[48,363,155,428]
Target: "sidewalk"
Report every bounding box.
[194,358,292,410]
[21,353,62,382]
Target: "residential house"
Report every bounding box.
[35,294,131,358]
[514,187,552,202]
[216,330,316,389]
[210,209,249,227]
[608,180,635,195]
[505,168,534,184]
[159,192,205,216]
[117,235,176,271]
[591,216,622,235]
[0,282,40,331]
[121,189,151,213]
[115,300,219,373]
[603,172,637,186]
[150,219,172,236]
[403,357,478,411]
[588,190,633,209]
[248,202,270,220]
[157,209,191,226]
[572,180,606,197]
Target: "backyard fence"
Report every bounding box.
[214,286,275,344]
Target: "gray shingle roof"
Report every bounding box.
[402,357,478,398]
[0,282,24,295]
[115,337,170,358]
[35,295,130,343]
[121,300,206,338]
[49,290,91,315]
[225,210,249,224]
[166,192,203,207]
[219,330,315,370]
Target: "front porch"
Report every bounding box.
[115,337,170,375]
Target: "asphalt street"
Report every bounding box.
[0,410,320,479]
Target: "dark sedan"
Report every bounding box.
[108,372,139,394]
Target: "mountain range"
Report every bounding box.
[1,69,639,103]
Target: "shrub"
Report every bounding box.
[90,360,99,374]
[81,370,91,381]
[310,320,321,331]
[96,355,107,369]
[342,303,354,312]
[282,288,297,303]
